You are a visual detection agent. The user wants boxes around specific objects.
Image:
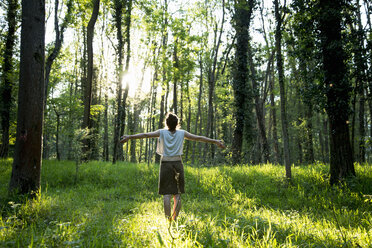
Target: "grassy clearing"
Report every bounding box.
[0,159,371,247]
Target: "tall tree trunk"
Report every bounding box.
[90,67,100,160]
[103,92,109,161]
[304,105,314,163]
[82,0,100,161]
[112,0,128,163]
[295,96,303,164]
[323,116,329,163]
[55,112,61,161]
[269,60,281,164]
[274,0,291,178]
[185,81,192,162]
[9,0,45,194]
[44,0,73,107]
[112,0,124,164]
[318,114,325,162]
[318,0,355,184]
[192,57,203,165]
[355,0,366,163]
[118,0,132,160]
[247,44,270,163]
[231,0,254,165]
[156,0,168,163]
[172,39,179,115]
[364,0,372,162]
[204,0,226,161]
[0,0,18,158]
[130,63,146,163]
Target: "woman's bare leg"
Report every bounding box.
[163,194,172,220]
[172,194,181,221]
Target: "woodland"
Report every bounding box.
[1,0,371,190]
[0,0,372,246]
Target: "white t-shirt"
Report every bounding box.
[156,129,185,157]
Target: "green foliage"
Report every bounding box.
[0,160,371,247]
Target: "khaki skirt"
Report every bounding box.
[158,160,185,195]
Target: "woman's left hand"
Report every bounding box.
[120,135,130,143]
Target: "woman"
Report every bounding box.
[120,112,225,222]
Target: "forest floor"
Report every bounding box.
[0,159,371,247]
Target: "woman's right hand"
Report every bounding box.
[216,140,226,149]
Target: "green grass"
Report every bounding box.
[0,159,371,247]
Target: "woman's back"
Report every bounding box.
[157,129,185,157]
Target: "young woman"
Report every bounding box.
[120,112,225,222]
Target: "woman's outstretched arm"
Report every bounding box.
[184,131,225,148]
[120,130,160,143]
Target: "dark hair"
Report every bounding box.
[165,112,180,131]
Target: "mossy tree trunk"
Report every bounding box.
[9,0,45,194]
[318,0,355,184]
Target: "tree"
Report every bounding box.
[82,0,100,160]
[274,0,291,178]
[231,0,255,165]
[9,0,45,194]
[44,0,73,107]
[0,0,19,158]
[318,0,355,184]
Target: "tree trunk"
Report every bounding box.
[318,0,355,184]
[231,0,254,165]
[82,0,100,161]
[44,0,73,107]
[185,81,192,162]
[130,63,146,163]
[363,0,372,162]
[118,0,132,160]
[172,39,179,115]
[103,92,109,161]
[90,67,100,160]
[269,61,281,164]
[9,0,45,194]
[112,0,128,163]
[0,0,18,158]
[247,44,270,163]
[355,0,366,163]
[156,1,168,163]
[304,105,314,163]
[274,0,291,178]
[55,113,61,161]
[323,117,330,163]
[192,58,203,165]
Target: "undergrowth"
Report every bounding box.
[0,159,371,247]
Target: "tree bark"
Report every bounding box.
[55,112,61,161]
[172,39,179,115]
[112,0,125,163]
[9,0,45,194]
[274,0,291,178]
[118,0,132,160]
[304,105,314,163]
[44,0,73,107]
[82,0,100,161]
[318,0,355,184]
[0,0,18,158]
[269,60,281,164]
[192,57,203,165]
[247,44,270,163]
[231,0,254,165]
[156,0,168,163]
[355,0,366,163]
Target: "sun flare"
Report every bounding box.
[121,66,151,98]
